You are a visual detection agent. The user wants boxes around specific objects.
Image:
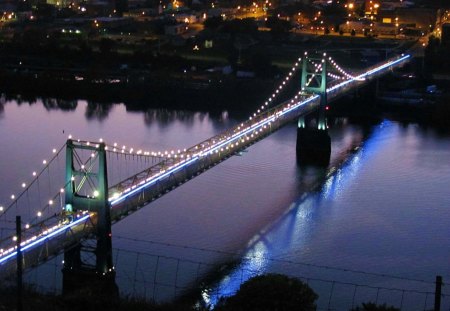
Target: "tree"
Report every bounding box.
[222,18,258,34]
[351,302,400,311]
[203,16,224,30]
[215,273,318,311]
[99,38,116,55]
[266,16,291,34]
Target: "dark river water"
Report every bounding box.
[0,99,449,310]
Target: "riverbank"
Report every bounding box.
[0,71,291,115]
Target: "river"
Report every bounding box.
[0,98,449,310]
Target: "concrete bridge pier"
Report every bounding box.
[296,126,331,167]
[62,255,118,298]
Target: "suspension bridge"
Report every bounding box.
[0,52,411,291]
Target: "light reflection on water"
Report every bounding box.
[202,120,450,310]
[0,100,449,310]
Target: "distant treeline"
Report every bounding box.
[0,71,291,114]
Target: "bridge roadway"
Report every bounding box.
[0,54,410,278]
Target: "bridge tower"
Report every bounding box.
[297,53,331,166]
[62,139,117,295]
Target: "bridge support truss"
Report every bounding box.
[297,54,331,166]
[62,139,117,296]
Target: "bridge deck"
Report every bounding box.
[0,54,410,277]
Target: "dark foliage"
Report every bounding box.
[203,16,224,30]
[351,302,400,311]
[215,273,318,311]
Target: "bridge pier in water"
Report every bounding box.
[62,139,118,297]
[296,117,331,167]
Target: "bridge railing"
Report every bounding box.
[0,212,96,280]
[326,54,411,102]
[0,53,412,279]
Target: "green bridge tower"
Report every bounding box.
[62,139,116,295]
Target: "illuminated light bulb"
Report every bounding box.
[0,206,3,212]
[93,190,99,197]
[32,171,37,176]
[68,135,72,139]
[13,236,17,241]
[91,153,95,157]
[11,195,15,200]
[81,165,85,169]
[37,211,42,217]
[25,224,30,229]
[99,138,103,142]
[49,200,53,205]
[43,160,47,165]
[60,188,64,193]
[114,143,117,147]
[52,148,57,153]
[86,142,90,146]
[21,183,26,188]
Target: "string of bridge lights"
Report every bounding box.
[109,52,336,196]
[249,56,303,120]
[327,72,346,80]
[0,143,67,225]
[0,211,92,262]
[62,54,356,160]
[0,54,411,266]
[110,84,320,202]
[68,135,188,160]
[0,53,355,221]
[1,82,313,260]
[328,56,365,81]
